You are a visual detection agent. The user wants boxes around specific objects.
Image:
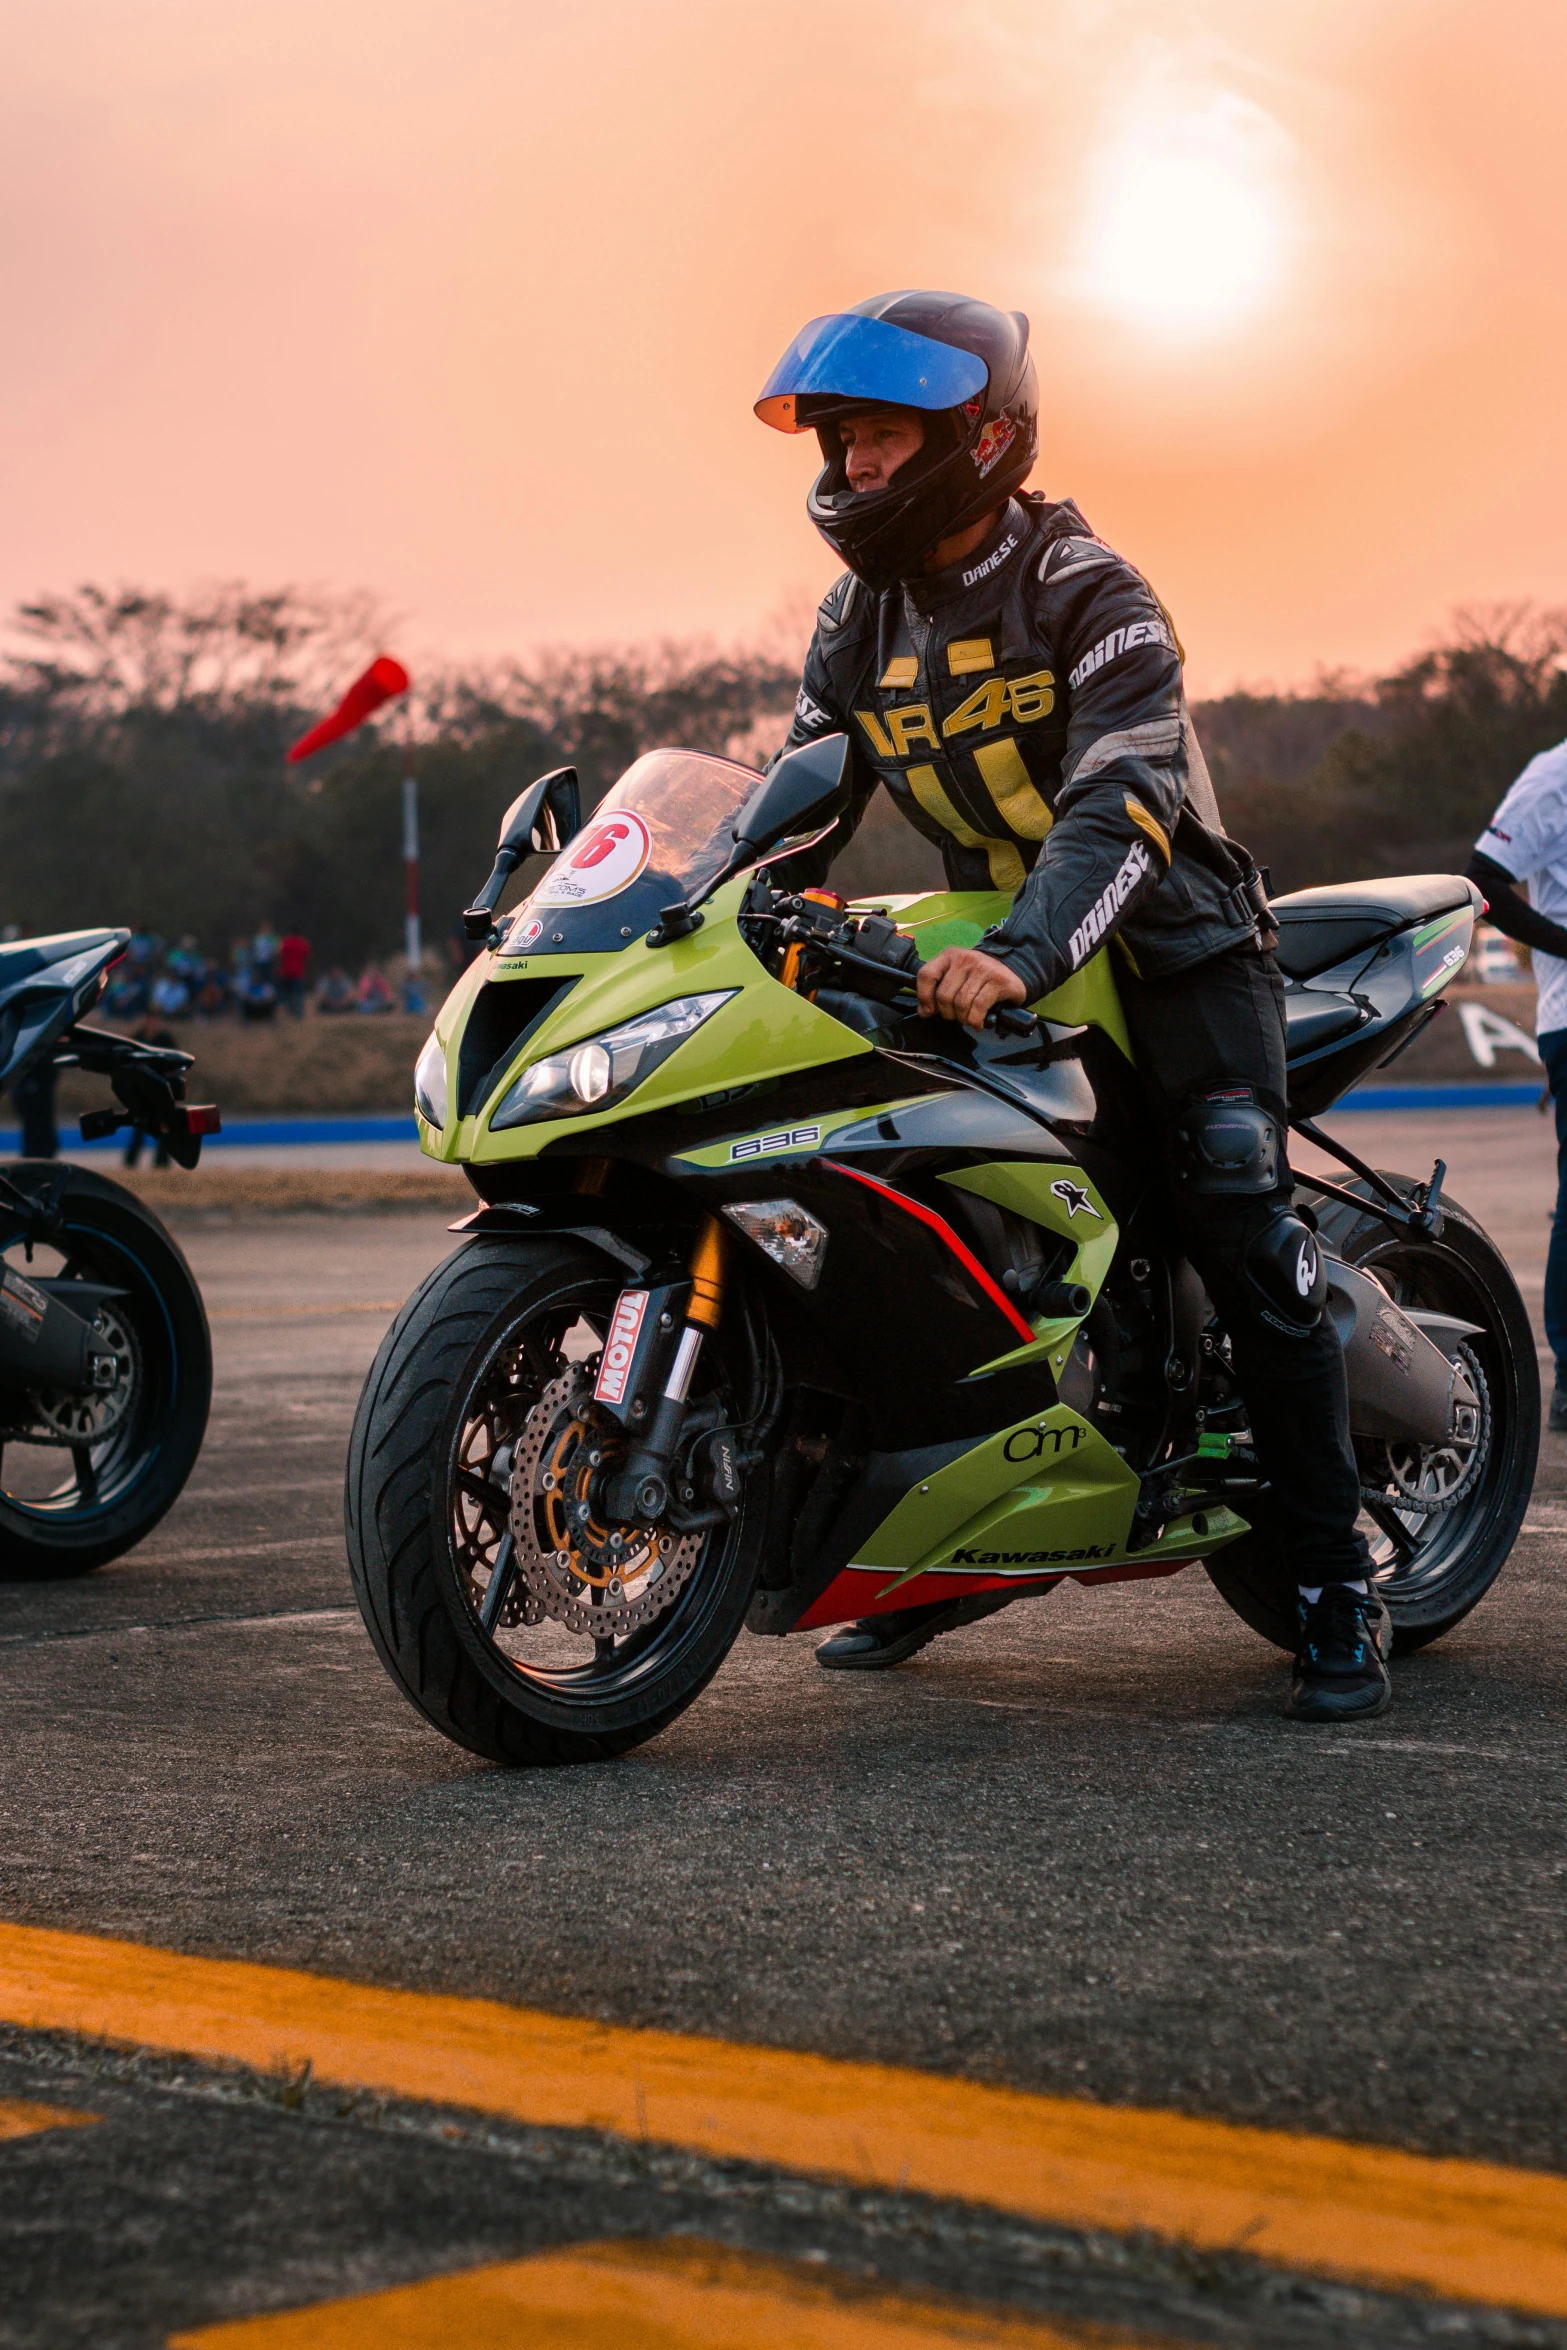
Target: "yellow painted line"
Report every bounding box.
[3,1920,1566,2320]
[0,2094,98,2140]
[169,2238,1129,2348]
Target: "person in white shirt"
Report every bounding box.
[1469,742,1567,1429]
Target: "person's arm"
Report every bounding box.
[1466,850,1567,961]
[975,559,1182,1002]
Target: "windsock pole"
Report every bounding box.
[402,764,421,973]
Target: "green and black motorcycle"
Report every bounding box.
[346,736,1537,1764]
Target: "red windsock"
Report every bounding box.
[286,655,410,764]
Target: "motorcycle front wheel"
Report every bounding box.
[1205,1172,1538,1657]
[345,1236,765,1766]
[0,1162,212,1578]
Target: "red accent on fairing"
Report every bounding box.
[819,1158,1036,1343]
[1064,1557,1191,1588]
[797,1553,1192,1632]
[797,1568,1063,1630]
[287,655,410,764]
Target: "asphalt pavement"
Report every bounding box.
[3,1107,1566,2348]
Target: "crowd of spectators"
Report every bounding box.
[99,924,428,1025]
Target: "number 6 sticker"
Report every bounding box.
[532,812,652,908]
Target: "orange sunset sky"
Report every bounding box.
[3,0,1566,696]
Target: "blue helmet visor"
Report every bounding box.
[755,313,989,433]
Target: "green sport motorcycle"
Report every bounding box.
[346,737,1537,1764]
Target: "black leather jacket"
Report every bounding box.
[777,492,1264,999]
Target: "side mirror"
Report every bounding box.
[465,766,581,940]
[496,765,580,859]
[732,733,850,857]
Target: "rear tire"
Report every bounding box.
[345,1236,764,1766]
[0,1163,211,1579]
[1205,1173,1538,1656]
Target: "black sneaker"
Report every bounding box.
[815,1601,960,1670]
[1286,1585,1392,1722]
[1550,1383,1567,1434]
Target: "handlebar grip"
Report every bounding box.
[986,1003,1039,1037]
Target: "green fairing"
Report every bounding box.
[417,883,1133,1162]
[846,1401,1245,1592]
[860,1406,1137,1583]
[418,877,869,1163]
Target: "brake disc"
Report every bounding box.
[508,1367,702,1638]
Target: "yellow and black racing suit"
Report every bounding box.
[777,491,1264,998]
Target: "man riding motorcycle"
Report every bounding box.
[756,289,1387,1720]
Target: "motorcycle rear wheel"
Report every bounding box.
[0,1163,212,1578]
[1205,1173,1538,1657]
[345,1235,764,1766]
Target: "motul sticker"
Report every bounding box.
[594,1289,651,1406]
[532,811,652,909]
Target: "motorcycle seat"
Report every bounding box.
[0,928,126,995]
[1268,876,1476,982]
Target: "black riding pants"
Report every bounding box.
[1118,943,1370,1587]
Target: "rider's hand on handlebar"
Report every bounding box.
[916,947,1028,1032]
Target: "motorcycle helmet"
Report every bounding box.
[755,290,1038,592]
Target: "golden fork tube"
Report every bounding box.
[659,1218,728,1413]
[686,1215,727,1331]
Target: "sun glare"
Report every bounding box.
[1076,85,1297,341]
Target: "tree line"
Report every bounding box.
[0,584,1562,964]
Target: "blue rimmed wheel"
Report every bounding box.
[0,1163,211,1577]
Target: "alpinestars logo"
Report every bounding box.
[1050,1178,1100,1221]
[1067,617,1173,690]
[962,531,1019,589]
[1067,838,1151,969]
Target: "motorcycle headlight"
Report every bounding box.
[489,991,737,1131]
[414,1030,448,1129]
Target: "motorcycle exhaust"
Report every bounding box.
[1327,1255,1480,1448]
[0,1270,120,1394]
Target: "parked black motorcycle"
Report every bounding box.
[0,929,219,1578]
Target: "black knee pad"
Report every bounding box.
[1242,1204,1329,1337]
[1171,1087,1281,1198]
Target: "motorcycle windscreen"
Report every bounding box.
[755,313,989,432]
[498,749,763,957]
